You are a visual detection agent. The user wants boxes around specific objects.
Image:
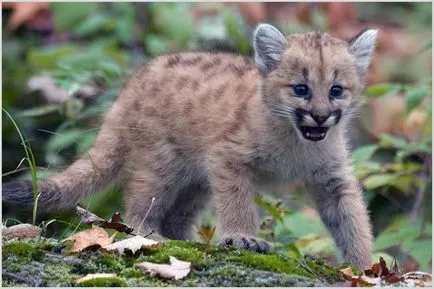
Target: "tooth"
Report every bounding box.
[306,132,310,137]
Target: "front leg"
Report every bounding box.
[210,157,270,253]
[305,163,373,270]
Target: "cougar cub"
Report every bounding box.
[3,23,377,269]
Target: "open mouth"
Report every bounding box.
[299,126,328,141]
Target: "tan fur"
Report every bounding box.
[4,26,376,269]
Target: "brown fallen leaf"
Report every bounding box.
[76,273,117,285]
[379,256,389,277]
[104,235,159,255]
[137,256,191,280]
[339,267,354,279]
[64,225,114,252]
[75,205,134,235]
[2,223,42,240]
[350,275,377,287]
[103,212,134,235]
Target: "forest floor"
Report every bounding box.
[2,236,345,287]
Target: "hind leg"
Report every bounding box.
[124,156,194,236]
[161,182,211,240]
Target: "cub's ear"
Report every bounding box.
[348,29,378,76]
[253,23,287,74]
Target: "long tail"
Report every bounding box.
[3,102,128,211]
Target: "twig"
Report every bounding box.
[137,197,156,236]
[410,156,430,222]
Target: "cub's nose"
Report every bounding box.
[312,114,329,125]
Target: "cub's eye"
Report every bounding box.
[330,85,343,98]
[293,84,309,97]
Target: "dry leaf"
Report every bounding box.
[104,235,159,255]
[76,273,117,285]
[75,205,134,235]
[102,212,134,235]
[137,256,191,280]
[2,223,42,240]
[402,271,432,287]
[350,275,378,287]
[64,225,114,252]
[197,224,216,247]
[339,267,354,279]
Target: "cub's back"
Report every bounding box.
[120,52,261,150]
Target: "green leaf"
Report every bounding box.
[374,226,419,251]
[364,174,395,190]
[27,45,79,70]
[354,161,382,179]
[255,198,283,223]
[50,3,99,33]
[286,243,302,258]
[73,14,111,37]
[46,129,84,153]
[77,132,98,154]
[419,39,432,53]
[401,239,432,271]
[222,8,251,54]
[17,104,61,118]
[406,87,427,113]
[379,134,408,150]
[282,212,328,238]
[144,34,170,57]
[352,144,379,164]
[371,252,394,267]
[388,175,419,194]
[365,83,401,99]
[151,4,194,48]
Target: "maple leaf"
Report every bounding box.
[64,225,114,252]
[104,235,159,255]
[137,256,191,280]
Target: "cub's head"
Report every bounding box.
[254,23,377,142]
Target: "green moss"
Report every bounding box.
[139,240,208,266]
[42,264,77,286]
[2,238,344,287]
[77,276,128,287]
[304,256,345,284]
[118,267,144,279]
[3,241,45,263]
[227,252,314,279]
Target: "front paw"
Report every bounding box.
[219,235,270,253]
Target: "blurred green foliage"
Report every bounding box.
[2,2,432,272]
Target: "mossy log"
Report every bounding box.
[2,238,345,287]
